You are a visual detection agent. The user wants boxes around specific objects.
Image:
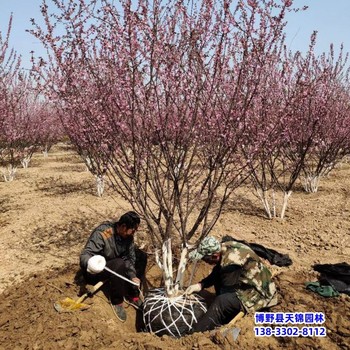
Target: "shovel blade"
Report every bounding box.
[222,327,240,341]
[54,297,91,313]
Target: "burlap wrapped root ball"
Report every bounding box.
[143,288,207,337]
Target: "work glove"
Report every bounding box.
[87,255,106,274]
[185,283,202,295]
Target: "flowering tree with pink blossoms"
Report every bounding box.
[298,45,350,192]
[244,40,321,219]
[31,0,298,305]
[0,15,22,180]
[0,16,41,180]
[35,103,64,157]
[0,79,41,176]
[274,41,350,201]
[0,60,55,179]
[245,34,350,218]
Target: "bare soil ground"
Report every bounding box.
[0,143,349,350]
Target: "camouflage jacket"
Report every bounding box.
[80,221,137,279]
[202,240,277,313]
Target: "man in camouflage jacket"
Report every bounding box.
[186,236,277,332]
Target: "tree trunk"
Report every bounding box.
[280,190,292,219]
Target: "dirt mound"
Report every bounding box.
[0,263,349,350]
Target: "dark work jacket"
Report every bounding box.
[80,221,137,279]
[313,262,350,295]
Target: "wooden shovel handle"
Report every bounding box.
[88,280,105,294]
[75,280,105,304]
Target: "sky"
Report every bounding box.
[0,0,350,70]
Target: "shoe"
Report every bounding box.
[111,303,127,322]
[124,296,143,310]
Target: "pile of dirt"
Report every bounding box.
[0,263,349,350]
[0,143,349,349]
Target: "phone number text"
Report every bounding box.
[254,326,326,337]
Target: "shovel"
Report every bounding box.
[54,280,105,313]
[219,311,245,341]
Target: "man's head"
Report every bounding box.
[189,236,221,264]
[116,211,140,239]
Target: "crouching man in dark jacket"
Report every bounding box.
[186,236,277,332]
[80,211,147,322]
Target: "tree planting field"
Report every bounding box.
[0,143,349,349]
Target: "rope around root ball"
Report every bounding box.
[143,288,207,337]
